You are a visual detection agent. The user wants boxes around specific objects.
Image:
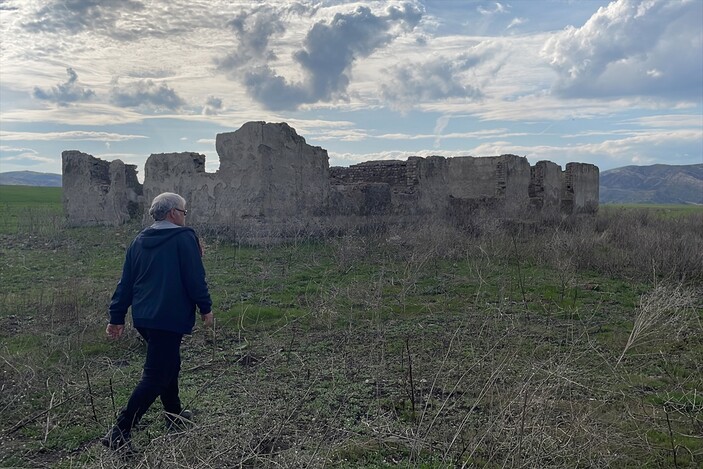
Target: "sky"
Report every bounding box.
[1,0,701,181]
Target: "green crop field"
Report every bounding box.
[0,185,62,205]
[0,186,63,234]
[0,188,701,468]
[601,203,703,218]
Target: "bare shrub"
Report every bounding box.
[589,209,703,282]
[330,234,368,273]
[617,283,697,366]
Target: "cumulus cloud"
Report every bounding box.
[32,67,95,105]
[202,96,223,115]
[110,80,185,110]
[542,0,703,101]
[218,2,422,110]
[380,43,497,111]
[216,5,285,71]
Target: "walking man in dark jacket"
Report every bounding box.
[102,192,213,451]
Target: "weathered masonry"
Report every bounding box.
[62,121,599,234]
[62,152,143,226]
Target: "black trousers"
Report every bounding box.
[115,327,183,436]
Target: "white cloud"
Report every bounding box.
[0,130,147,141]
[0,149,55,165]
[202,96,223,116]
[328,125,702,170]
[0,1,700,172]
[308,128,370,142]
[478,2,508,16]
[469,128,703,169]
[110,79,185,110]
[507,17,526,30]
[623,114,703,128]
[32,67,95,105]
[22,0,145,37]
[19,0,220,41]
[380,45,492,112]
[0,145,36,152]
[217,2,423,110]
[541,0,703,101]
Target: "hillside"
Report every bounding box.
[0,171,62,187]
[600,163,703,204]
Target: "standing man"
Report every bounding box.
[102,192,213,451]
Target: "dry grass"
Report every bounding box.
[0,206,701,468]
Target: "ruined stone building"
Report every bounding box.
[62,121,599,236]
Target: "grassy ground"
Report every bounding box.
[601,203,703,218]
[0,190,701,468]
[0,186,63,235]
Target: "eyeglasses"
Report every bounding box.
[174,208,188,216]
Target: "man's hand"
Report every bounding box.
[201,312,214,328]
[106,323,125,339]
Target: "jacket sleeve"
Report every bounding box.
[179,232,213,314]
[108,245,134,325]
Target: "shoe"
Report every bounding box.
[101,427,134,452]
[165,409,193,433]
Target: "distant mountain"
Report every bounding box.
[0,171,62,187]
[600,164,703,204]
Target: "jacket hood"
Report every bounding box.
[138,226,195,249]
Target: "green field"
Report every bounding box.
[0,185,62,205]
[1,187,701,468]
[601,202,703,218]
[0,186,63,234]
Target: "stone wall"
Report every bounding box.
[216,122,330,220]
[142,152,218,226]
[562,163,600,214]
[529,161,563,213]
[139,122,331,234]
[328,154,552,218]
[62,121,599,234]
[62,151,143,226]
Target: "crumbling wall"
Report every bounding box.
[216,121,330,221]
[61,121,599,232]
[330,160,409,188]
[563,163,600,214]
[142,152,219,226]
[139,122,331,234]
[62,150,143,226]
[410,154,532,216]
[330,160,414,217]
[529,161,563,214]
[329,154,534,217]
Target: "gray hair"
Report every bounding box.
[148,192,186,221]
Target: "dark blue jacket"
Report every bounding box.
[109,226,212,334]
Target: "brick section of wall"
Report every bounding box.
[495,159,506,197]
[330,160,410,189]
